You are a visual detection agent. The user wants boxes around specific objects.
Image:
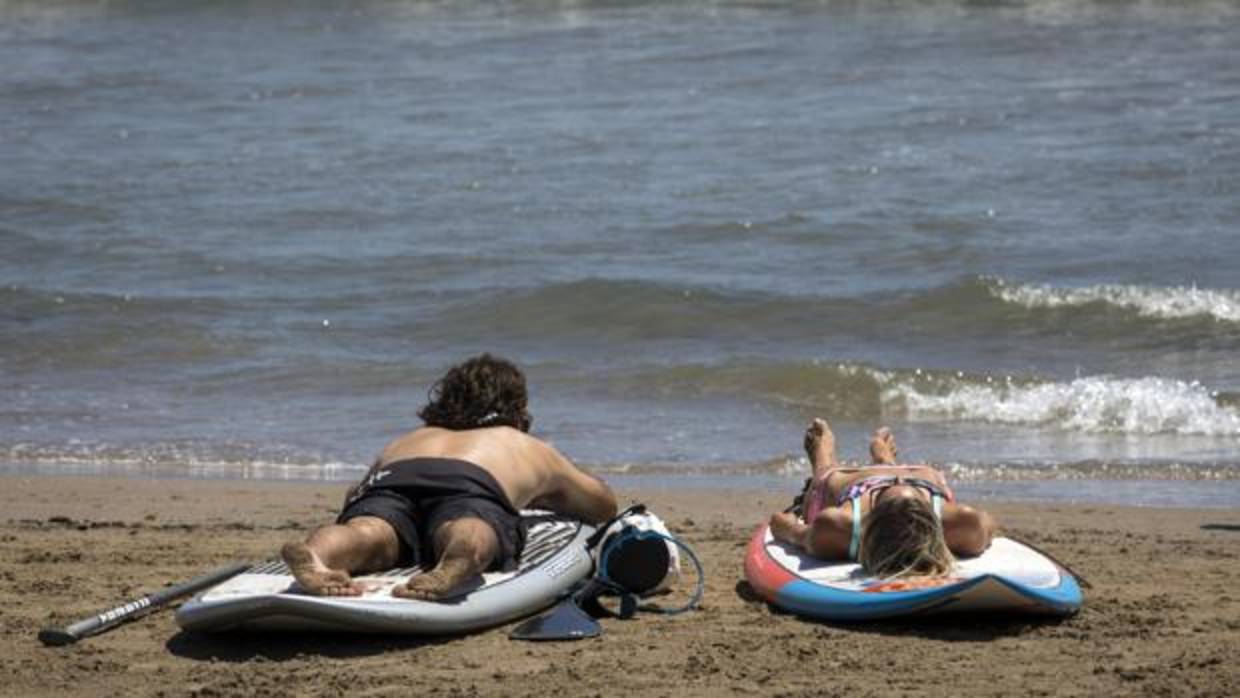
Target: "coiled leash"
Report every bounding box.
[577,504,705,619]
[510,504,705,640]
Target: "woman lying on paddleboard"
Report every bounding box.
[769,419,997,578]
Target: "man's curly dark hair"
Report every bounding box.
[418,354,531,432]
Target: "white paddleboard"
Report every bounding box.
[177,514,594,634]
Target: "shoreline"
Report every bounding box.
[2,474,1236,696]
[4,465,1240,511]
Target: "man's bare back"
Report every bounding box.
[360,426,615,522]
[281,353,617,602]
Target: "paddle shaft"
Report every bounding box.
[38,562,250,646]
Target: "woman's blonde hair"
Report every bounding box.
[858,494,954,578]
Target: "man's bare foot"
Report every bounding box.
[804,418,840,478]
[869,426,898,465]
[392,557,475,601]
[281,542,363,596]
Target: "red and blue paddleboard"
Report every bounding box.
[744,524,1082,621]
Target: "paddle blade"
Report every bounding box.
[509,600,601,641]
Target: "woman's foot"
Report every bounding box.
[804,418,840,479]
[869,426,898,465]
[281,542,363,596]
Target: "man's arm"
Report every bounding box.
[530,446,618,525]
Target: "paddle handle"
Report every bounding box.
[38,562,250,646]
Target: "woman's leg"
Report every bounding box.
[771,418,851,556]
[869,426,898,465]
[805,417,840,479]
[796,417,842,523]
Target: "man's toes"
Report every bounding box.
[392,579,440,600]
[323,569,351,584]
[321,572,362,596]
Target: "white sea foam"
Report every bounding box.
[987,278,1240,323]
[1,442,363,481]
[883,375,1240,436]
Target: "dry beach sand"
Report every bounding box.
[1,474,1237,697]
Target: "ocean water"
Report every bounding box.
[3,0,1239,506]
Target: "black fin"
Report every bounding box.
[509,599,602,641]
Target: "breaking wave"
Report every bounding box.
[884,373,1240,436]
[622,360,1240,436]
[985,278,1240,324]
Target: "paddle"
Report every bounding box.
[38,562,251,646]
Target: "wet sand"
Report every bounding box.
[1,474,1236,697]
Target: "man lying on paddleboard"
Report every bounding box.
[281,353,618,601]
[769,418,997,578]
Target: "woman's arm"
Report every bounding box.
[769,507,853,560]
[942,504,997,557]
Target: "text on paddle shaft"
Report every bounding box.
[98,597,151,624]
